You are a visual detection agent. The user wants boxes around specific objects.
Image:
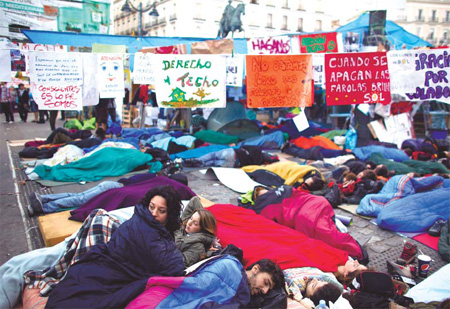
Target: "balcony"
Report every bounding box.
[428,17,438,23]
[416,16,425,22]
[169,14,177,21]
[157,17,166,25]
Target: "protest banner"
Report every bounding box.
[97,53,125,98]
[10,49,26,72]
[247,36,292,55]
[226,54,244,87]
[140,44,187,54]
[30,82,83,110]
[151,54,226,108]
[0,50,12,82]
[246,54,313,108]
[312,53,325,85]
[387,50,418,94]
[133,52,155,85]
[18,43,67,52]
[298,32,338,53]
[191,39,234,54]
[325,52,390,105]
[404,49,450,104]
[28,51,83,85]
[82,53,100,106]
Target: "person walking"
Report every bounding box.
[0,83,14,123]
[16,83,29,122]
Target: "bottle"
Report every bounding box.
[315,300,329,309]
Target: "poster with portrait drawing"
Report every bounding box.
[97,53,125,98]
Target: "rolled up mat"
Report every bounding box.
[336,214,353,226]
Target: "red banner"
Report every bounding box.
[246,55,313,108]
[325,52,391,106]
[298,32,338,53]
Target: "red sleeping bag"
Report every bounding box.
[260,190,363,259]
[208,204,349,272]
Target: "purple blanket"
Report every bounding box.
[70,176,196,222]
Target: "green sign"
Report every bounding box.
[0,0,44,14]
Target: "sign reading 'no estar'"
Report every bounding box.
[246,54,313,108]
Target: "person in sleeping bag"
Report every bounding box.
[46,185,185,308]
[175,196,218,267]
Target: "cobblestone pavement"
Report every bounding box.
[1,120,446,284]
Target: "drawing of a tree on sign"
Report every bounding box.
[193,88,210,103]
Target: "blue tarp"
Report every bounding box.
[337,12,431,50]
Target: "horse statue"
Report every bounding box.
[217,2,245,38]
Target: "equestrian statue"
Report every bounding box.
[217,1,245,38]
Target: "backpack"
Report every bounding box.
[438,217,450,262]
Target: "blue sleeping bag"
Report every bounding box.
[357,175,450,232]
[353,145,410,162]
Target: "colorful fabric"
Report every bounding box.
[34,148,154,183]
[194,130,239,145]
[292,136,342,150]
[242,161,323,186]
[283,267,343,302]
[208,204,349,272]
[24,209,121,296]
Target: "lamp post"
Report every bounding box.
[121,0,159,37]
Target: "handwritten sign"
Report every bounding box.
[247,36,292,55]
[404,49,450,104]
[325,52,391,106]
[82,53,100,106]
[133,52,155,85]
[312,53,325,85]
[19,43,67,52]
[0,50,12,82]
[298,32,338,53]
[226,55,244,87]
[29,51,83,85]
[387,50,418,94]
[97,53,125,98]
[31,82,83,110]
[151,54,226,108]
[246,54,313,108]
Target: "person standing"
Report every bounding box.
[0,83,14,123]
[16,83,29,122]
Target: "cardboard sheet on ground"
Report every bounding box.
[202,167,263,194]
[151,54,226,108]
[0,49,12,82]
[247,36,292,55]
[246,54,313,108]
[404,48,450,104]
[297,32,338,53]
[338,204,373,220]
[325,52,391,105]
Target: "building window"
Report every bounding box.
[194,2,202,19]
[428,28,435,40]
[267,13,272,28]
[266,0,274,6]
[446,11,450,22]
[297,18,303,31]
[315,20,322,31]
[431,10,436,22]
[298,0,304,10]
[283,0,289,8]
[418,9,423,21]
[250,0,258,3]
[416,27,421,37]
[281,16,288,30]
[443,31,448,40]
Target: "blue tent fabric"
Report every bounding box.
[336,12,431,50]
[238,131,284,150]
[353,145,410,162]
[169,144,231,160]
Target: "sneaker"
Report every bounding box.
[397,241,417,265]
[8,121,13,124]
[428,219,446,237]
[26,204,34,217]
[387,260,415,279]
[28,192,44,215]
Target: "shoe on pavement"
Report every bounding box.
[387,260,415,279]
[396,241,417,265]
[26,205,34,217]
[8,121,13,124]
[428,219,446,237]
[28,192,44,215]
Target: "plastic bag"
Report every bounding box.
[344,127,357,150]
